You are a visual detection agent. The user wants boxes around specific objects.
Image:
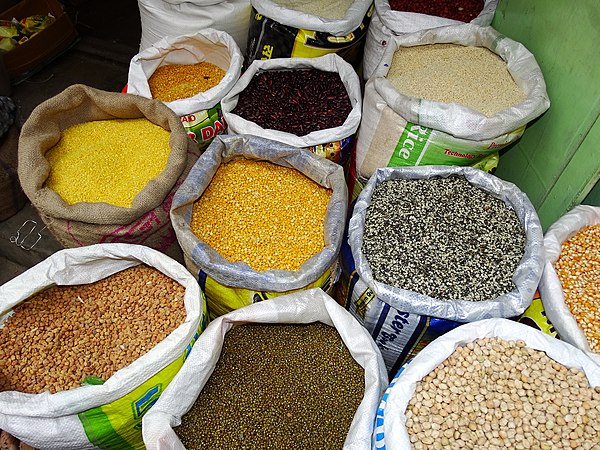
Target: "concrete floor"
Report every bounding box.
[0,0,142,286]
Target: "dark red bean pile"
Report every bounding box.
[231,69,352,136]
[388,0,484,22]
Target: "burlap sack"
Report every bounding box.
[18,84,199,262]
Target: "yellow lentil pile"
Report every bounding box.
[45,118,171,207]
[148,62,226,102]
[555,223,600,352]
[191,158,331,272]
[406,337,600,449]
[386,44,527,117]
[0,265,186,394]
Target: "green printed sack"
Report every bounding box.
[127,29,244,151]
[142,289,388,449]
[0,244,208,450]
[355,24,550,188]
[171,134,348,319]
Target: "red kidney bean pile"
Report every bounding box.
[231,68,352,136]
[388,0,485,22]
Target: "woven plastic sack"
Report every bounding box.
[538,205,600,365]
[374,318,600,449]
[171,133,348,318]
[137,0,252,54]
[17,84,200,262]
[142,288,388,450]
[0,243,208,450]
[355,24,550,185]
[363,0,498,79]
[344,165,544,373]
[127,29,244,150]
[245,0,373,69]
[221,53,361,167]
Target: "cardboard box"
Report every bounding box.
[1,0,78,82]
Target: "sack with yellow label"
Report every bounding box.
[245,0,374,70]
[170,134,348,318]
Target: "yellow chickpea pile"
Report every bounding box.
[190,158,332,272]
[148,62,226,102]
[554,223,600,352]
[44,118,171,207]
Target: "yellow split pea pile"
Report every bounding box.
[45,119,171,207]
[148,62,226,102]
[554,223,600,352]
[190,158,332,272]
[0,265,186,394]
[406,337,600,449]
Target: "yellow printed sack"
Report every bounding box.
[171,134,348,318]
[245,0,374,70]
[0,244,208,450]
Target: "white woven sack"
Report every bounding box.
[251,0,372,35]
[0,244,205,449]
[142,288,388,450]
[348,166,545,322]
[355,24,550,180]
[137,0,252,53]
[128,29,244,116]
[374,318,600,449]
[171,133,348,294]
[538,205,600,365]
[221,53,362,147]
[363,0,498,79]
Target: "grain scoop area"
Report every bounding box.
[1,0,599,449]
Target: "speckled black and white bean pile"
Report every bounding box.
[361,176,526,301]
[175,322,365,449]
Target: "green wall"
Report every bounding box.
[492,0,600,230]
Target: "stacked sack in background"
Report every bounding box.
[245,0,373,69]
[137,0,252,53]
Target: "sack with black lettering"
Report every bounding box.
[339,165,545,375]
[245,0,374,70]
[127,29,243,151]
[354,24,550,200]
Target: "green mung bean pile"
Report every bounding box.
[175,322,365,449]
